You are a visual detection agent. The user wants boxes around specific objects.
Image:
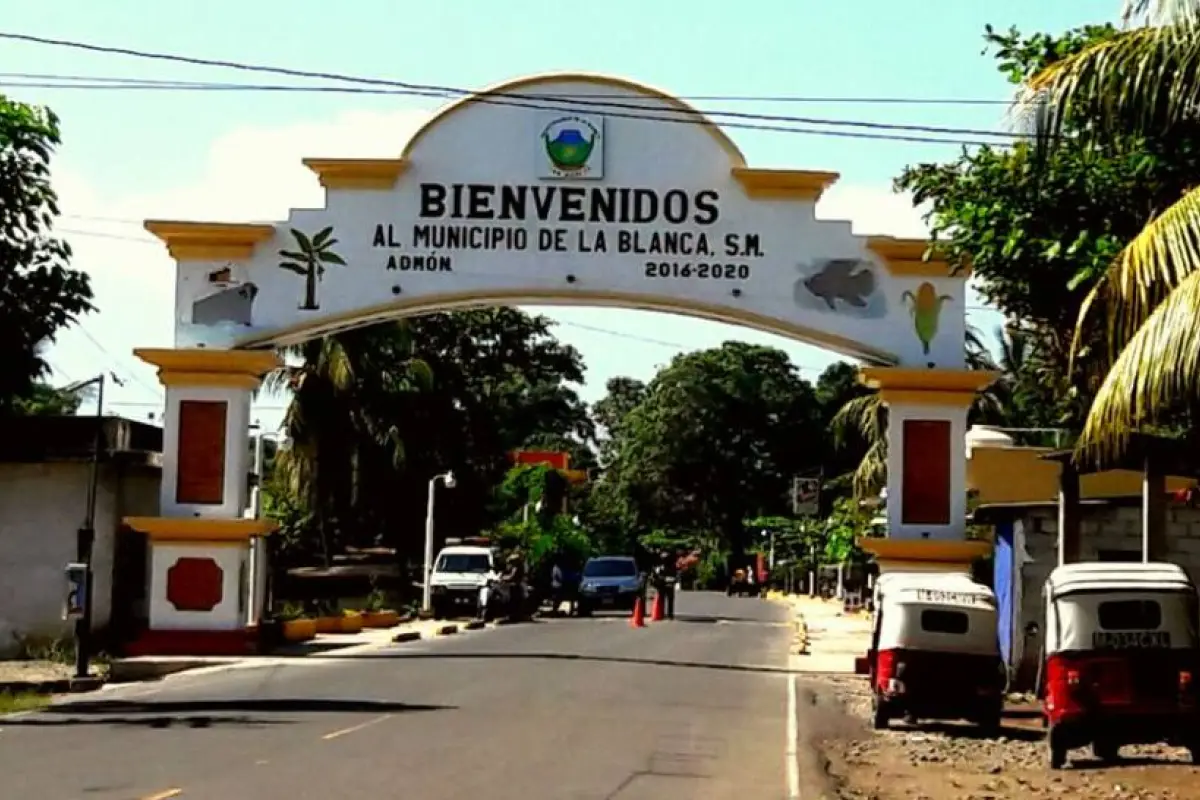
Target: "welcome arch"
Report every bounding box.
[125,73,994,654]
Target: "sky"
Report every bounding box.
[0,0,1120,431]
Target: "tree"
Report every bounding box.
[0,96,93,415]
[277,226,346,311]
[592,341,825,560]
[897,22,1200,440]
[14,382,85,416]
[1020,2,1200,457]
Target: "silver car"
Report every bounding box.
[577,556,643,615]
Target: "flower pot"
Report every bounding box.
[337,612,364,634]
[282,618,317,642]
[361,610,400,629]
[315,616,341,634]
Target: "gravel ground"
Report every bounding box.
[0,660,76,684]
[811,675,1200,800]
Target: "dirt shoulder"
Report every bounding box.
[810,675,1200,800]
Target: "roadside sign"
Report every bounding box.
[64,562,88,621]
[792,477,820,516]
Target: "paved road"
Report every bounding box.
[0,593,816,800]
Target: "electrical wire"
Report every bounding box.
[0,32,1025,147]
[0,71,1020,105]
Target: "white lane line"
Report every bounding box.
[786,674,800,799]
[321,713,393,741]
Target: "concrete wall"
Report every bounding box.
[0,461,159,655]
[1012,504,1200,688]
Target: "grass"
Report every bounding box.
[0,692,50,715]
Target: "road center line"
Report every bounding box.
[140,789,183,800]
[321,713,393,741]
[786,674,800,799]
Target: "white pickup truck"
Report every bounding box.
[429,543,495,619]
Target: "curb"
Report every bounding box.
[0,676,106,695]
[463,620,485,631]
[435,624,459,636]
[392,630,423,644]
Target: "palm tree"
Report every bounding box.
[278,227,346,311]
[262,322,432,565]
[1022,0,1200,458]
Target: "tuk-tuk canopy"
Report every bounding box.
[1044,563,1199,655]
[873,572,999,656]
[1045,562,1194,602]
[875,572,996,610]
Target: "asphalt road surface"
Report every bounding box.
[0,592,829,800]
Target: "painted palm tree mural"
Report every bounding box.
[278,227,346,311]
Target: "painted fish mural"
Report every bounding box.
[901,282,953,355]
[799,259,876,310]
[544,127,596,171]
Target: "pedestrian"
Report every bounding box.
[656,549,678,620]
[550,559,565,616]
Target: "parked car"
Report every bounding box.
[429,543,494,619]
[577,556,642,616]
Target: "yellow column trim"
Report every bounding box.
[857,538,992,562]
[730,167,840,201]
[134,348,281,389]
[144,220,276,261]
[125,517,279,541]
[302,158,408,190]
[860,366,999,393]
[866,236,972,279]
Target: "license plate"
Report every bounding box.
[1093,631,1171,650]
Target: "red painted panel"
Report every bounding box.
[901,419,952,525]
[176,400,227,505]
[166,556,225,612]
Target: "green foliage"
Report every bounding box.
[896,23,1200,433]
[13,382,85,416]
[823,498,871,564]
[0,95,93,416]
[586,341,825,559]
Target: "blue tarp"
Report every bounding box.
[993,520,1014,667]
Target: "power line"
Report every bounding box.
[2,76,1025,141]
[0,71,1019,105]
[0,32,1023,147]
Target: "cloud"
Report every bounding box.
[46,108,433,416]
[816,183,929,238]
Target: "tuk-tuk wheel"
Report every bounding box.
[1047,726,1067,770]
[1092,740,1120,763]
[871,697,890,730]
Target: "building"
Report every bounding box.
[0,416,163,656]
[969,431,1200,689]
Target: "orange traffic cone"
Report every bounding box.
[650,591,665,622]
[630,596,645,628]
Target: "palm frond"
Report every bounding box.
[1073,184,1200,366]
[1021,19,1200,143]
[1077,267,1200,460]
[1124,0,1200,25]
[830,393,883,449]
[851,439,887,499]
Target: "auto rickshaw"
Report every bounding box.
[857,572,1005,731]
[1036,562,1200,769]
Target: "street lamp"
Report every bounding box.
[422,471,457,613]
[60,371,124,681]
